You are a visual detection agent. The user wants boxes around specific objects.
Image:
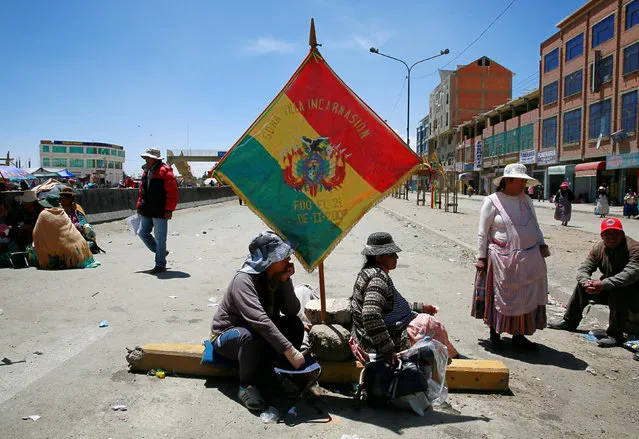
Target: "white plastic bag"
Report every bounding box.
[126,214,141,236]
[399,336,449,405]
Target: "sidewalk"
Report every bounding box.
[429,192,625,218]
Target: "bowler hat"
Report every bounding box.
[361,232,402,256]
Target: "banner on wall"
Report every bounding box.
[519,149,536,165]
[474,141,483,171]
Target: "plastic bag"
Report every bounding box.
[399,337,448,405]
[126,214,141,236]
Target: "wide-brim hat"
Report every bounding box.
[493,163,539,187]
[15,190,38,203]
[361,232,402,256]
[140,147,164,160]
[239,231,297,274]
[59,186,76,197]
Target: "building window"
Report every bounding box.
[544,48,559,72]
[96,160,106,168]
[42,158,50,166]
[110,149,118,156]
[41,145,50,152]
[622,91,638,132]
[564,70,583,97]
[85,159,96,167]
[52,158,67,167]
[627,0,639,29]
[52,146,67,153]
[563,109,582,144]
[592,14,615,47]
[565,34,584,61]
[115,162,122,169]
[542,117,557,148]
[86,147,97,154]
[69,159,84,167]
[591,54,614,88]
[99,148,109,155]
[589,99,612,139]
[624,42,639,74]
[543,81,558,105]
[69,146,84,154]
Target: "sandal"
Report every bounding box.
[238,385,267,411]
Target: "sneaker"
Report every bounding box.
[150,266,167,274]
[238,385,267,411]
[547,319,578,331]
[596,336,619,348]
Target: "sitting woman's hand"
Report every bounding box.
[284,346,305,369]
[475,258,487,271]
[422,304,439,315]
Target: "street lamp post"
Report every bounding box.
[369,47,449,147]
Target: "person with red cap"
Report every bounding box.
[548,218,639,347]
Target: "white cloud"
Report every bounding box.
[245,37,296,54]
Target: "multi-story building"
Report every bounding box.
[39,140,126,185]
[416,115,430,157]
[428,56,513,167]
[539,0,639,203]
[456,89,541,195]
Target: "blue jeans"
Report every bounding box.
[138,216,168,268]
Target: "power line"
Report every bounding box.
[415,0,518,79]
[387,77,407,125]
[513,70,539,87]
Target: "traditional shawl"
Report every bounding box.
[32,208,94,269]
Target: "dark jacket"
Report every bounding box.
[210,272,300,353]
[136,162,178,218]
[577,235,639,291]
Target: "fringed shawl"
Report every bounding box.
[33,208,94,269]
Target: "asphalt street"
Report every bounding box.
[1,198,637,438]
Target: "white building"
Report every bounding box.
[39,140,125,184]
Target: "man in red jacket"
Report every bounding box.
[136,148,178,273]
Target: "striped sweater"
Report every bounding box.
[350,267,423,356]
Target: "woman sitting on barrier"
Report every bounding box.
[349,232,462,363]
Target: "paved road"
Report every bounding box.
[1,200,637,438]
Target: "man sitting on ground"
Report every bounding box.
[210,231,305,412]
[548,218,639,347]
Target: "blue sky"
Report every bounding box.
[0,0,586,176]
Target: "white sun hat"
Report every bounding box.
[493,163,540,187]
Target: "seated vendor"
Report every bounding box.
[350,232,463,363]
[58,186,101,253]
[210,231,306,412]
[14,190,43,248]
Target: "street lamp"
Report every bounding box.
[369,47,449,146]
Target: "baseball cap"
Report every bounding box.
[600,218,623,234]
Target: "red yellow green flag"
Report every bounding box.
[215,48,422,271]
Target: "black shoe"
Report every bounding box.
[596,336,620,348]
[512,335,538,351]
[490,328,502,347]
[547,319,577,331]
[151,266,167,274]
[166,250,169,256]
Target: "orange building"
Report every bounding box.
[429,56,513,167]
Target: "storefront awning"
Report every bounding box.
[575,161,605,178]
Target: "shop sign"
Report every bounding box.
[547,165,567,175]
[474,141,482,171]
[463,163,474,171]
[536,149,558,165]
[519,149,536,164]
[606,152,639,170]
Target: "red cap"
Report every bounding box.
[560,182,569,188]
[600,218,624,234]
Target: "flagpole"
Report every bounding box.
[309,17,327,322]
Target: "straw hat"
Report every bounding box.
[361,232,402,256]
[493,163,539,187]
[140,147,164,160]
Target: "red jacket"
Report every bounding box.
[136,162,178,218]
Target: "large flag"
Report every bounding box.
[216,48,422,271]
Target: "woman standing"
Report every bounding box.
[623,189,638,218]
[554,182,575,226]
[349,232,461,362]
[473,163,550,351]
[595,186,609,218]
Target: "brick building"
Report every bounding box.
[428,56,513,168]
[539,0,639,204]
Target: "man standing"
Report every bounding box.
[548,218,639,347]
[136,148,178,273]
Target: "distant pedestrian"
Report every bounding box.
[595,186,609,218]
[467,184,475,198]
[537,184,544,202]
[623,189,638,219]
[136,148,178,273]
[554,182,574,226]
[527,186,534,198]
